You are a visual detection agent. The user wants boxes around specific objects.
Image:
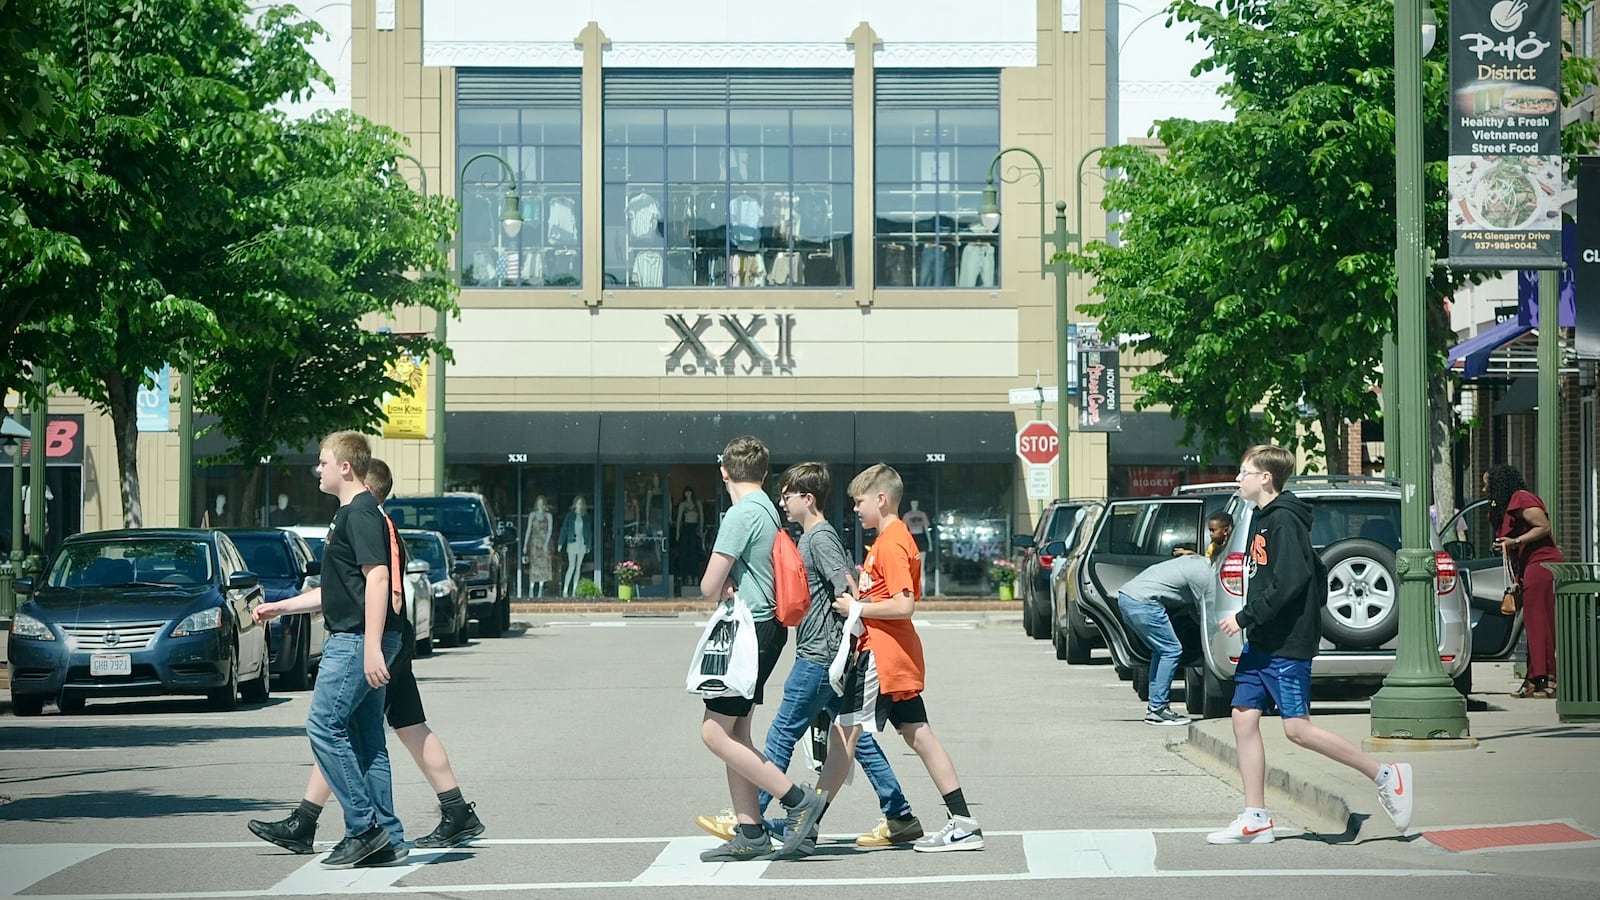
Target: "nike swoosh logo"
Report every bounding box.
[1242,822,1273,835]
[949,831,976,841]
[1392,771,1405,796]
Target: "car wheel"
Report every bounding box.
[1321,539,1401,649]
[208,653,240,712]
[58,693,87,714]
[11,695,44,717]
[1022,597,1035,637]
[1201,667,1234,719]
[1052,614,1070,660]
[1184,667,1206,716]
[478,602,505,638]
[1132,665,1150,703]
[241,654,271,704]
[416,635,434,658]
[1453,664,1473,697]
[455,610,470,647]
[1030,603,1052,641]
[281,630,310,692]
[500,593,512,633]
[1065,619,1092,665]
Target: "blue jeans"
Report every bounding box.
[308,631,404,843]
[757,657,912,819]
[1118,593,1182,711]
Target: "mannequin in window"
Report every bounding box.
[559,496,590,597]
[202,493,228,527]
[523,495,554,598]
[674,487,706,590]
[270,493,300,527]
[903,499,932,578]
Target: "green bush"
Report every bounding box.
[576,578,602,598]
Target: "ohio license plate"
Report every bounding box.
[90,653,131,676]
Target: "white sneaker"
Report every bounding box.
[1376,762,1414,832]
[912,814,984,852]
[1206,812,1274,845]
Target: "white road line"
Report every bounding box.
[631,836,770,885]
[266,849,448,895]
[0,747,126,754]
[1023,829,1158,877]
[0,843,105,896]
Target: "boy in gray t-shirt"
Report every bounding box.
[696,462,924,851]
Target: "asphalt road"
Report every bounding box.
[1,612,1595,899]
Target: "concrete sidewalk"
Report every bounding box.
[1179,660,1600,881]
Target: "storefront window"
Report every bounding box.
[603,73,853,288]
[459,106,583,287]
[874,72,1000,289]
[191,461,337,529]
[856,462,1012,596]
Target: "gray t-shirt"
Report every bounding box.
[711,491,779,622]
[795,521,854,665]
[1119,554,1216,612]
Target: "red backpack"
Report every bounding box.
[767,508,811,626]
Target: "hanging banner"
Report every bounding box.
[1577,157,1600,358]
[1077,335,1121,433]
[135,364,171,433]
[381,353,429,440]
[1447,0,1563,269]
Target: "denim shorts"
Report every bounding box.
[1231,645,1312,718]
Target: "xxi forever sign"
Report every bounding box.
[1448,0,1563,268]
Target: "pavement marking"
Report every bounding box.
[1420,819,1600,854]
[0,843,106,897]
[267,849,450,895]
[0,747,128,754]
[1022,829,1158,876]
[631,836,770,885]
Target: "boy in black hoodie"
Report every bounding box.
[1208,445,1415,844]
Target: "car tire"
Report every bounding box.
[1201,667,1234,720]
[11,695,44,717]
[58,693,87,714]
[1132,665,1150,703]
[455,612,470,648]
[416,635,433,658]
[1030,604,1052,641]
[1022,599,1036,637]
[281,630,310,692]
[1052,614,1070,660]
[1065,618,1092,665]
[1321,539,1401,649]
[208,653,240,712]
[1453,664,1473,697]
[241,657,271,705]
[500,593,512,634]
[1184,666,1206,716]
[477,604,505,638]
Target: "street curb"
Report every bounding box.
[1179,719,1356,832]
[510,599,1022,614]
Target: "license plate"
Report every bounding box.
[90,653,131,677]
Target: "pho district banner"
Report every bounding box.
[381,353,429,440]
[1448,0,1563,268]
[1577,158,1600,358]
[1077,334,1121,433]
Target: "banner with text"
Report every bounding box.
[1577,157,1600,358]
[1448,0,1562,268]
[1077,337,1121,433]
[381,354,429,440]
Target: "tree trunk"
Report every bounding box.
[239,464,266,528]
[105,371,143,527]
[1320,409,1351,475]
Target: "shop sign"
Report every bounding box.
[1576,157,1600,357]
[1077,335,1121,433]
[2,414,86,466]
[665,313,796,376]
[1447,0,1563,268]
[381,353,429,440]
[1128,467,1183,497]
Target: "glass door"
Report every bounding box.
[616,467,670,598]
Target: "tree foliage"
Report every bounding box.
[1074,0,1598,471]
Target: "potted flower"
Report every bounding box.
[989,558,1018,601]
[613,560,644,601]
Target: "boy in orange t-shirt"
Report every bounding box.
[823,463,984,852]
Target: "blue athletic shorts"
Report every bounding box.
[1231,645,1312,718]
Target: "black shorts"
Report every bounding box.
[384,659,426,730]
[704,616,787,718]
[837,650,930,733]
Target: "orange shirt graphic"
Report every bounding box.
[858,518,925,697]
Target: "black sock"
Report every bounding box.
[780,785,806,808]
[942,788,970,818]
[738,823,766,840]
[437,787,467,810]
[296,799,323,820]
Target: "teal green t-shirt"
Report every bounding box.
[712,490,779,622]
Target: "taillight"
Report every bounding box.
[1039,554,1055,568]
[1221,552,1245,597]
[1434,551,1457,596]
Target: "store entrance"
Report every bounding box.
[611,464,722,599]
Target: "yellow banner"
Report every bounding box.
[381,354,429,440]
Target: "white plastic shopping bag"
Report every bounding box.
[827,602,864,696]
[686,595,758,699]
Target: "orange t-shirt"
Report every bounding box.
[858,517,925,697]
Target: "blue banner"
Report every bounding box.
[136,364,171,433]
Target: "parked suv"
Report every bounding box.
[1012,499,1101,640]
[384,493,516,638]
[1073,477,1470,718]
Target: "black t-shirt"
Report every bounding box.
[323,492,391,634]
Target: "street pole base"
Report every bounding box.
[1363,735,1479,753]
[1370,683,1472,741]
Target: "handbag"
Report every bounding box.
[1500,547,1521,616]
[686,594,758,699]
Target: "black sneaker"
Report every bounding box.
[248,810,317,854]
[1144,706,1191,726]
[320,825,389,868]
[415,802,485,849]
[355,842,410,867]
[699,829,774,862]
[777,785,825,858]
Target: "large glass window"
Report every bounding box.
[874,72,1000,288]
[603,73,853,288]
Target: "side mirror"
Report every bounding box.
[13,577,33,595]
[228,572,260,590]
[303,560,320,577]
[1011,534,1036,550]
[495,522,517,545]
[453,560,472,576]
[1442,540,1473,562]
[406,559,430,575]
[1042,541,1066,557]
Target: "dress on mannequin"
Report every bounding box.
[674,488,706,589]
[524,497,554,598]
[903,500,931,554]
[559,498,590,597]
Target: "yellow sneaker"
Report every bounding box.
[855,814,924,848]
[694,809,737,841]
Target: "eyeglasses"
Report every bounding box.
[1238,468,1267,478]
[780,492,810,502]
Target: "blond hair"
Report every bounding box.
[321,430,372,480]
[1243,444,1295,493]
[847,463,903,506]
[366,458,393,502]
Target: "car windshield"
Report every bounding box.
[302,536,325,562]
[47,539,214,588]
[384,500,489,540]
[403,536,446,569]
[229,535,297,579]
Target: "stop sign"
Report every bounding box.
[1016,420,1059,466]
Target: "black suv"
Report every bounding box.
[1012,499,1101,641]
[384,493,517,638]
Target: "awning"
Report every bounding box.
[1107,412,1239,467]
[1448,319,1533,380]
[598,412,855,464]
[1493,378,1539,415]
[853,412,1016,464]
[449,412,601,464]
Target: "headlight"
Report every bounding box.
[12,612,55,641]
[468,556,491,579]
[171,607,223,637]
[432,581,451,597]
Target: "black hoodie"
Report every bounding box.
[1234,491,1324,659]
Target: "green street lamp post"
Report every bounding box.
[442,153,522,493]
[980,146,1110,499]
[1368,1,1471,743]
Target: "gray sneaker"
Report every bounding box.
[699,829,773,862]
[1144,706,1191,726]
[912,814,985,852]
[777,785,825,858]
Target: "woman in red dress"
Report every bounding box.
[1485,464,1563,698]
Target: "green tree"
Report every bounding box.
[193,111,456,518]
[1075,0,1597,479]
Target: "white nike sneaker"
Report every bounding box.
[912,814,984,852]
[1206,812,1275,845]
[1376,762,1414,832]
